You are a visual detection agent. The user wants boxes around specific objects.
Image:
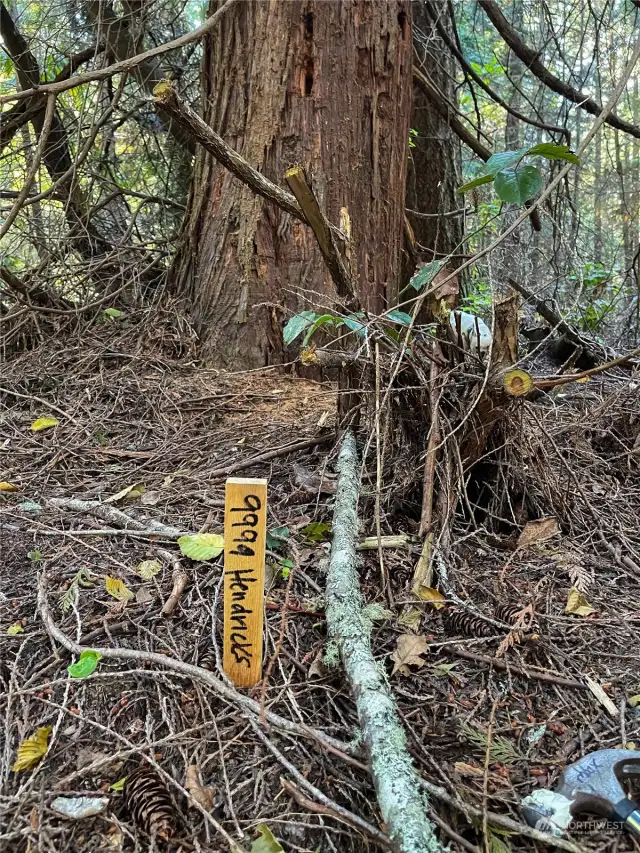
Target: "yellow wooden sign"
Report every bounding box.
[223,477,267,688]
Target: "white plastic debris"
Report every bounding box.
[521,789,573,836]
[51,796,109,820]
[449,311,492,355]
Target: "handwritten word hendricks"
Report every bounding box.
[225,493,262,667]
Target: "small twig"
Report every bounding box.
[249,717,388,846]
[26,527,181,540]
[207,435,333,479]
[45,497,184,537]
[281,777,392,848]
[0,384,86,434]
[419,341,444,539]
[443,646,586,689]
[356,534,418,551]
[482,699,499,853]
[259,559,296,722]
[528,407,640,581]
[374,341,391,605]
[0,0,239,105]
[428,810,479,853]
[533,346,640,388]
[596,531,640,578]
[211,715,243,838]
[161,561,189,616]
[419,778,582,853]
[0,94,55,241]
[37,571,365,765]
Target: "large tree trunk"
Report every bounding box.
[408,1,461,268]
[173,0,412,367]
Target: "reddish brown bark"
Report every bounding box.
[173,0,412,367]
[408,1,462,268]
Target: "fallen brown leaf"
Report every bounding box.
[307,648,329,679]
[517,516,560,549]
[391,634,429,676]
[185,764,215,811]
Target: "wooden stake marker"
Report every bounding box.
[223,477,267,688]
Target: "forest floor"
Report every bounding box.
[1,307,640,853]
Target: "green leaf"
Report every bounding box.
[341,313,367,337]
[301,522,331,542]
[485,149,528,174]
[178,533,224,560]
[488,829,512,853]
[526,142,580,165]
[67,650,102,679]
[109,776,127,792]
[278,559,294,579]
[103,307,124,319]
[251,824,284,853]
[266,526,290,550]
[283,311,318,345]
[494,165,542,205]
[457,173,495,194]
[409,260,444,291]
[27,550,42,561]
[7,623,24,635]
[386,309,413,326]
[458,149,529,194]
[302,314,339,346]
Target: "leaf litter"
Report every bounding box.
[1,314,639,851]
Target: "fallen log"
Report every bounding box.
[325,430,444,853]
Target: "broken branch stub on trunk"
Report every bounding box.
[284,165,355,304]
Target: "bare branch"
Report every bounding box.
[0,94,55,242]
[479,0,640,139]
[154,81,304,222]
[83,1,195,153]
[412,66,491,161]
[284,165,355,301]
[427,3,570,141]
[0,0,239,105]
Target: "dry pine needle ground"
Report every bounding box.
[1,310,639,852]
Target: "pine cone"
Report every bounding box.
[495,602,538,631]
[124,765,175,841]
[444,608,495,638]
[198,648,216,672]
[494,603,524,624]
